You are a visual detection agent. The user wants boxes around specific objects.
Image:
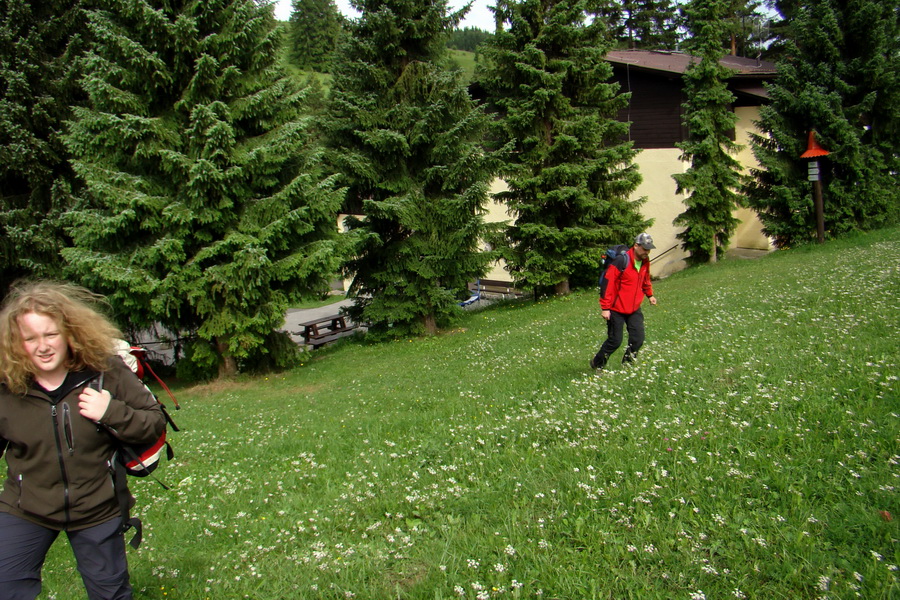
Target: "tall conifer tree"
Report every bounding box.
[0,0,87,291]
[745,0,899,246]
[591,0,679,50]
[324,0,495,339]
[289,0,342,72]
[63,0,343,378]
[724,0,764,57]
[479,0,647,295]
[672,0,742,263]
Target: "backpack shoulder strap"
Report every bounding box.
[111,458,143,549]
[615,249,630,271]
[95,370,143,549]
[88,372,104,392]
[133,353,180,410]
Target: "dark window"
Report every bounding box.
[612,67,686,149]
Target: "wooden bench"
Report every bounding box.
[467,279,526,299]
[294,314,359,348]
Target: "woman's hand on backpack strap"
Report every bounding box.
[78,386,111,422]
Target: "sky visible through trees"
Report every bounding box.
[274,1,779,34]
[273,0,498,30]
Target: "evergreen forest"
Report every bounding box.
[1,0,898,379]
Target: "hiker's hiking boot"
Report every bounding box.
[622,348,638,365]
[590,352,611,372]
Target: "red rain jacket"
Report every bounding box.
[599,246,654,314]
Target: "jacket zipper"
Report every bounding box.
[634,263,643,309]
[62,402,75,455]
[49,403,72,524]
[613,261,645,313]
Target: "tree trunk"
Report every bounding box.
[554,279,570,296]
[217,337,238,379]
[423,312,437,336]
[709,233,718,264]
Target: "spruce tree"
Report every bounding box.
[724,0,764,56]
[672,0,743,263]
[63,0,343,378]
[447,26,492,52]
[591,0,679,50]
[763,0,799,61]
[479,0,648,295]
[323,0,495,339]
[289,0,342,72]
[0,0,87,292]
[745,0,899,246]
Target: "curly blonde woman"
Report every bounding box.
[0,281,166,600]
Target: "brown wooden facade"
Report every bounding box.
[606,50,777,150]
[611,67,686,149]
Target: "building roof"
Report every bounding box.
[606,49,777,78]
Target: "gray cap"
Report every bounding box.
[635,232,656,250]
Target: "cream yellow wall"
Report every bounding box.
[483,158,692,280]
[733,106,774,251]
[484,179,512,281]
[480,107,773,284]
[337,213,357,292]
[631,148,690,278]
[460,105,777,287]
[636,106,773,276]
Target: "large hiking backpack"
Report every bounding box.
[111,344,180,477]
[598,244,631,299]
[93,344,181,548]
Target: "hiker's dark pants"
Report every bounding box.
[0,512,131,600]
[595,309,645,360]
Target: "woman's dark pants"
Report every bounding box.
[0,512,132,600]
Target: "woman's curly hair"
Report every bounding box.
[0,281,123,395]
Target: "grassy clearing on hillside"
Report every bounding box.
[449,50,478,82]
[41,229,898,599]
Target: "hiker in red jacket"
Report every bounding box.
[591,233,658,372]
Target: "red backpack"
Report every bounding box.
[114,346,180,476]
[92,344,181,548]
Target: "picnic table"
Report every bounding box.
[467,279,526,299]
[295,314,359,348]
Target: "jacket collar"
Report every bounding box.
[628,246,648,269]
[27,370,99,404]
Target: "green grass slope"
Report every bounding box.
[43,229,899,599]
[449,49,478,83]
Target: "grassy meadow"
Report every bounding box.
[42,228,898,599]
[448,49,478,82]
